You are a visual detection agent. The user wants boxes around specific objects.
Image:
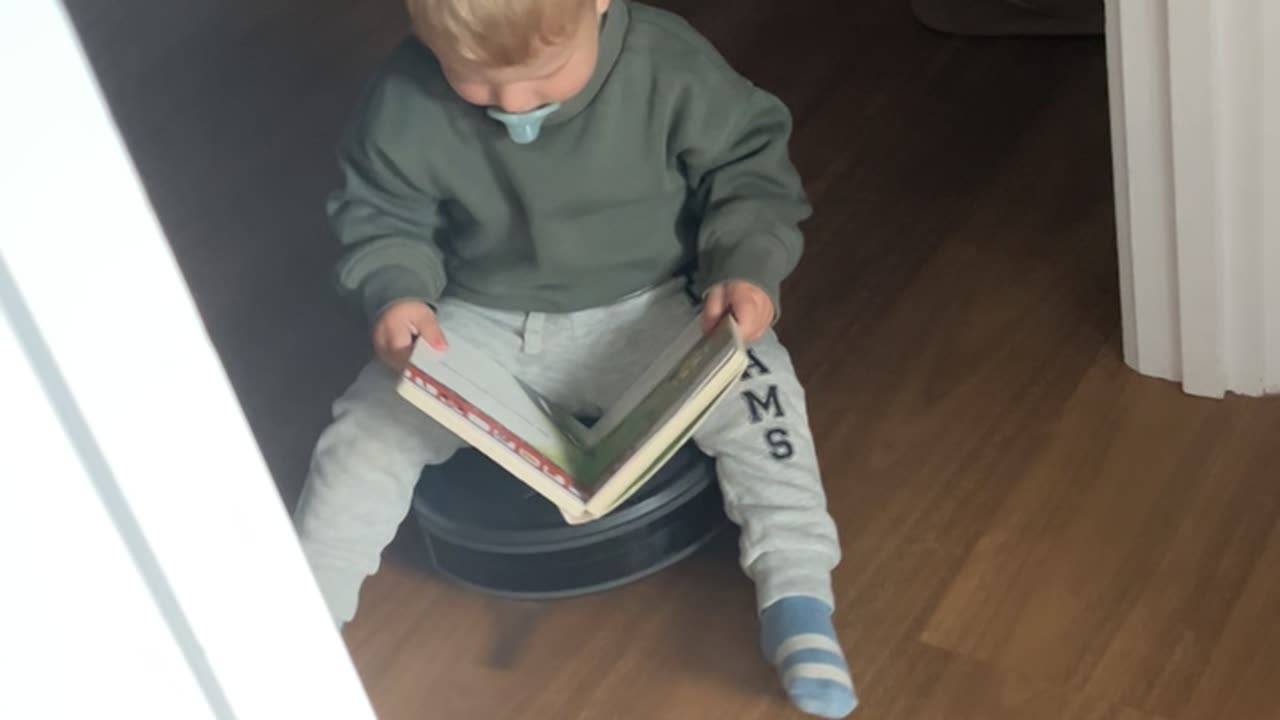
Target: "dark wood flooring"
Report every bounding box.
[66,0,1280,718]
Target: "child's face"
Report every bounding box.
[431,0,610,114]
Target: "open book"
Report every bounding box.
[396,315,748,524]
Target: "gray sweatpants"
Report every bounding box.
[293,280,841,624]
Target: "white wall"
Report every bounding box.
[0,298,222,720]
[1106,0,1280,398]
[0,2,375,717]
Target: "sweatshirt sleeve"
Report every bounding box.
[672,64,812,321]
[327,73,449,325]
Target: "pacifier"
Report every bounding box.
[486,103,561,144]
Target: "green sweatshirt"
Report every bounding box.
[328,0,811,323]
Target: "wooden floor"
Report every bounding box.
[68,0,1280,718]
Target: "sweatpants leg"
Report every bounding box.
[293,299,539,625]
[692,331,841,612]
[292,359,465,624]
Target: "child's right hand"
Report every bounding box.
[373,300,448,370]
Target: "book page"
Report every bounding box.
[516,380,594,447]
[584,316,708,447]
[405,335,589,477]
[584,317,742,480]
[589,375,738,513]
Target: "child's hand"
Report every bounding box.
[701,281,775,344]
[373,300,447,370]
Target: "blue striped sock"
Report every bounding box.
[760,596,858,719]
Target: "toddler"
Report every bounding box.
[294,1,855,716]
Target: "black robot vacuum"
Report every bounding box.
[411,442,728,600]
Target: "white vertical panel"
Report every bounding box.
[0,1,376,718]
[1263,1,1280,393]
[1105,0,1280,398]
[1104,0,1138,368]
[1166,0,1225,397]
[1216,0,1266,396]
[1108,0,1182,383]
[0,296,219,720]
[1105,0,1136,361]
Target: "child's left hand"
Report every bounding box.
[702,281,775,344]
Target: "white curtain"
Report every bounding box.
[1106,0,1280,398]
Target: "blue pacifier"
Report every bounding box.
[486,103,561,144]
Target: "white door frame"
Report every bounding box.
[0,2,375,717]
[1105,0,1280,398]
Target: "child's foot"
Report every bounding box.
[760,596,857,718]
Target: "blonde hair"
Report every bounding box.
[409,0,597,67]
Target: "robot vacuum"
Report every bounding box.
[411,442,728,600]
